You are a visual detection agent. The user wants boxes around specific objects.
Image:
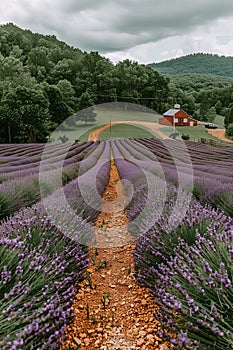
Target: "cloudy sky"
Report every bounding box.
[1,0,233,64]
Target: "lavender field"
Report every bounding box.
[0,138,232,349]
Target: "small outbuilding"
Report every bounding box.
[159,108,198,127]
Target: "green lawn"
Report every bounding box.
[94,105,160,123]
[99,123,156,140]
[49,105,160,142]
[160,125,220,141]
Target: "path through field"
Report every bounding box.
[61,161,170,350]
[206,128,233,142]
[88,121,170,141]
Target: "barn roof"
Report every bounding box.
[163,109,180,116]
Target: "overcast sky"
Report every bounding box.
[1,0,233,64]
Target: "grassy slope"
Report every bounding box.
[98,123,156,140]
[161,125,219,141]
[51,107,160,142]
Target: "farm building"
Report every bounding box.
[159,109,198,126]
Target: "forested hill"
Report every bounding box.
[1,23,233,143]
[148,53,233,77]
[0,23,169,143]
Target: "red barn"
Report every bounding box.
[159,109,198,127]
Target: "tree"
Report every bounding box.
[226,123,233,137]
[215,100,222,114]
[114,60,169,113]
[206,106,217,123]
[5,86,50,142]
[75,51,115,103]
[224,106,233,128]
[76,92,96,124]
[57,79,77,110]
[42,83,74,125]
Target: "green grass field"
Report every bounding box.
[161,125,220,141]
[50,105,160,142]
[94,105,160,123]
[98,124,156,140]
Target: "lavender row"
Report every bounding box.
[0,141,103,221]
[110,140,233,349]
[0,164,78,221]
[0,141,111,348]
[0,142,71,165]
[0,142,95,180]
[134,138,233,216]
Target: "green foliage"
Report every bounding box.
[169,131,180,139]
[96,260,108,270]
[58,135,69,143]
[86,272,93,289]
[0,193,12,220]
[181,133,190,140]
[0,24,169,142]
[101,292,110,310]
[149,53,233,77]
[226,123,233,137]
[210,192,233,217]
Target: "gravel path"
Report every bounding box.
[61,161,171,350]
[206,128,233,142]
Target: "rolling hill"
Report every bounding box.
[148,53,233,77]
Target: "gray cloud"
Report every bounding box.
[1,0,233,55]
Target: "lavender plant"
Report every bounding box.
[0,216,88,349]
[134,202,233,349]
[153,227,233,349]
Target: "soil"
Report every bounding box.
[206,128,233,142]
[88,121,170,141]
[61,161,172,350]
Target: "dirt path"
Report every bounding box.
[206,128,233,143]
[61,161,171,350]
[88,121,170,141]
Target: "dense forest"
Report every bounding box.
[0,24,233,143]
[149,53,233,77]
[0,23,170,143]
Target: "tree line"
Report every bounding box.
[149,53,233,77]
[0,23,169,143]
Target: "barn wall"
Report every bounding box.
[160,110,198,126]
[159,116,173,126]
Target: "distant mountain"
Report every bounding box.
[148,53,233,77]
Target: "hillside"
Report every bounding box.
[0,23,169,143]
[149,53,233,77]
[167,73,233,93]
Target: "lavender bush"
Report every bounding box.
[134,203,233,349]
[0,216,88,349]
